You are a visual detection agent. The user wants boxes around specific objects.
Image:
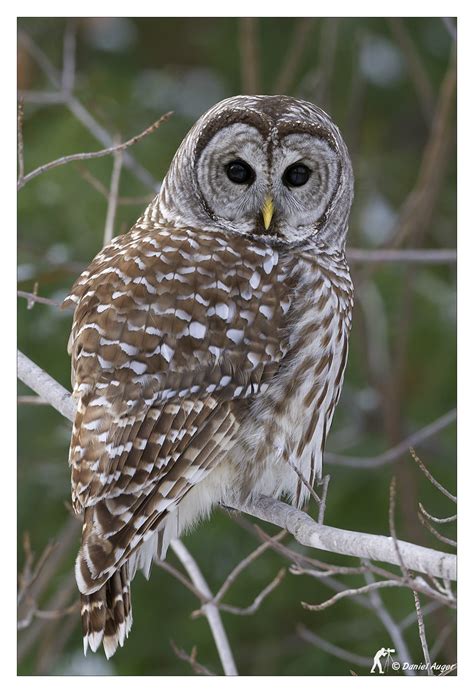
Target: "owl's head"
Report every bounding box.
[158,95,354,248]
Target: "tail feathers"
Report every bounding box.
[81,564,133,659]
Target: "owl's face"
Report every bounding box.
[159,95,353,248]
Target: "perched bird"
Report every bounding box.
[63,95,354,658]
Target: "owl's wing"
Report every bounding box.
[64,223,295,593]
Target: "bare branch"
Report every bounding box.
[17,395,49,405]
[239,18,260,94]
[398,601,441,632]
[418,503,456,525]
[170,641,216,676]
[418,511,457,548]
[171,540,238,676]
[388,18,435,124]
[18,30,160,191]
[75,163,153,205]
[205,568,286,617]
[18,99,25,183]
[16,351,457,586]
[103,141,123,246]
[155,560,207,602]
[210,529,286,607]
[430,623,454,660]
[19,90,66,104]
[442,18,457,41]
[346,248,456,264]
[62,20,76,94]
[412,587,433,675]
[273,18,316,93]
[297,624,372,668]
[325,409,456,468]
[238,494,456,582]
[410,448,456,503]
[389,477,410,581]
[288,457,321,506]
[302,579,405,611]
[17,351,76,422]
[390,47,456,247]
[17,290,62,309]
[364,566,414,671]
[317,474,331,524]
[18,112,172,190]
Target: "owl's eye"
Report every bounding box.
[283,163,311,187]
[226,159,255,185]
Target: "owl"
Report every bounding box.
[63,95,354,658]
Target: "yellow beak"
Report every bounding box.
[261,196,274,231]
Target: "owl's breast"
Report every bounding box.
[231,249,353,506]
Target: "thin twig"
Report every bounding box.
[317,474,331,524]
[417,511,457,548]
[418,503,457,525]
[297,624,372,667]
[155,559,207,601]
[103,141,123,245]
[17,291,62,309]
[412,586,433,675]
[442,18,457,41]
[389,47,456,247]
[273,18,317,94]
[410,448,457,503]
[18,112,172,190]
[287,457,321,506]
[75,163,153,205]
[18,99,25,183]
[325,409,456,468]
[302,579,405,611]
[18,30,160,190]
[240,18,260,94]
[388,18,435,124]
[199,568,286,617]
[170,641,216,676]
[315,18,339,110]
[19,601,79,629]
[290,563,369,578]
[346,248,456,264]
[364,565,414,672]
[19,90,66,104]
[210,530,286,607]
[17,395,49,405]
[429,623,453,660]
[62,20,76,94]
[389,477,410,582]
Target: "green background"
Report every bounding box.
[18,17,456,676]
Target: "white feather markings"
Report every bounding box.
[189,321,206,339]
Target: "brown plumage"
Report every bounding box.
[64,95,354,657]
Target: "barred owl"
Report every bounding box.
[64,95,354,658]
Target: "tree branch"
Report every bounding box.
[17,112,172,190]
[16,349,457,590]
[170,540,238,676]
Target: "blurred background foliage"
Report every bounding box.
[17,17,456,676]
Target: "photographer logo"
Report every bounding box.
[370,647,396,674]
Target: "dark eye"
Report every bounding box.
[226,159,254,185]
[283,163,311,187]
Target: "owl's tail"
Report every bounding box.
[81,564,133,659]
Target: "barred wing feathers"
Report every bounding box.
[64,224,294,598]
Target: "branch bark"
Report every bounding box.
[17,349,456,583]
[170,540,238,676]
